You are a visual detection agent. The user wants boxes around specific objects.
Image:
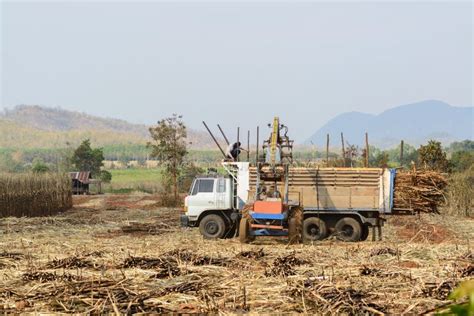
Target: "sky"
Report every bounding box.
[1,1,472,142]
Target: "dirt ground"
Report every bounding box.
[1,194,473,314]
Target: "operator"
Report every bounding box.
[225,142,247,161]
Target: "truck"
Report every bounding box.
[181,162,396,242]
[181,117,398,242]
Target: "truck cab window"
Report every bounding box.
[217,178,226,193]
[198,179,214,193]
[191,180,199,195]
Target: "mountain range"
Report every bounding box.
[1,101,472,150]
[0,105,217,149]
[306,100,473,148]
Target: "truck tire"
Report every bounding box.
[199,214,226,239]
[334,217,362,242]
[360,225,369,241]
[303,217,328,241]
[239,217,251,243]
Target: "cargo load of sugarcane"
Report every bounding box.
[247,166,447,214]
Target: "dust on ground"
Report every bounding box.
[0,195,472,314]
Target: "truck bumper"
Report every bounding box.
[180,215,197,227]
[180,215,190,227]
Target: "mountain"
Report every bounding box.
[306,100,473,148]
[0,105,217,149]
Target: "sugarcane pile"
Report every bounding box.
[393,170,448,213]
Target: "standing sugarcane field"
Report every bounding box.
[1,1,473,314]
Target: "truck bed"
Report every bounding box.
[249,167,392,212]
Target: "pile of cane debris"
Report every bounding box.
[394,170,448,213]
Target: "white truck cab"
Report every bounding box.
[181,162,249,238]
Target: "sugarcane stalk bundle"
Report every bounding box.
[393,169,448,213]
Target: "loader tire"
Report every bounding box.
[199,214,226,239]
[239,217,250,243]
[288,206,303,244]
[240,204,255,242]
[303,217,328,242]
[334,217,362,242]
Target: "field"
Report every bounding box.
[106,169,163,193]
[0,194,472,314]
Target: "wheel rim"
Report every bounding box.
[307,224,320,237]
[205,221,219,235]
[341,224,354,237]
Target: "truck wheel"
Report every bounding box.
[303,217,328,241]
[239,217,251,243]
[334,217,362,242]
[199,214,226,239]
[360,225,369,241]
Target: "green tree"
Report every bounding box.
[450,151,474,172]
[447,140,474,153]
[148,114,188,202]
[71,139,104,176]
[99,170,112,183]
[418,140,449,171]
[373,151,389,168]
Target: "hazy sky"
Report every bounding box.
[1,1,472,142]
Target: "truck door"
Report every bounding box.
[215,177,228,209]
[187,179,216,214]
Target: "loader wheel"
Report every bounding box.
[288,207,303,244]
[303,217,328,241]
[239,217,251,243]
[334,217,362,242]
[360,225,369,241]
[199,214,226,239]
[240,204,255,242]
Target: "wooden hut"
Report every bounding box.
[69,171,91,195]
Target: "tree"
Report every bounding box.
[71,139,104,176]
[450,151,474,173]
[373,151,389,168]
[99,170,112,183]
[148,114,188,202]
[418,140,449,171]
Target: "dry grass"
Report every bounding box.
[0,195,472,314]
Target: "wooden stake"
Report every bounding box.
[400,140,404,166]
[247,130,250,162]
[341,132,345,167]
[256,126,259,164]
[365,132,369,167]
[237,127,240,162]
[326,134,329,166]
